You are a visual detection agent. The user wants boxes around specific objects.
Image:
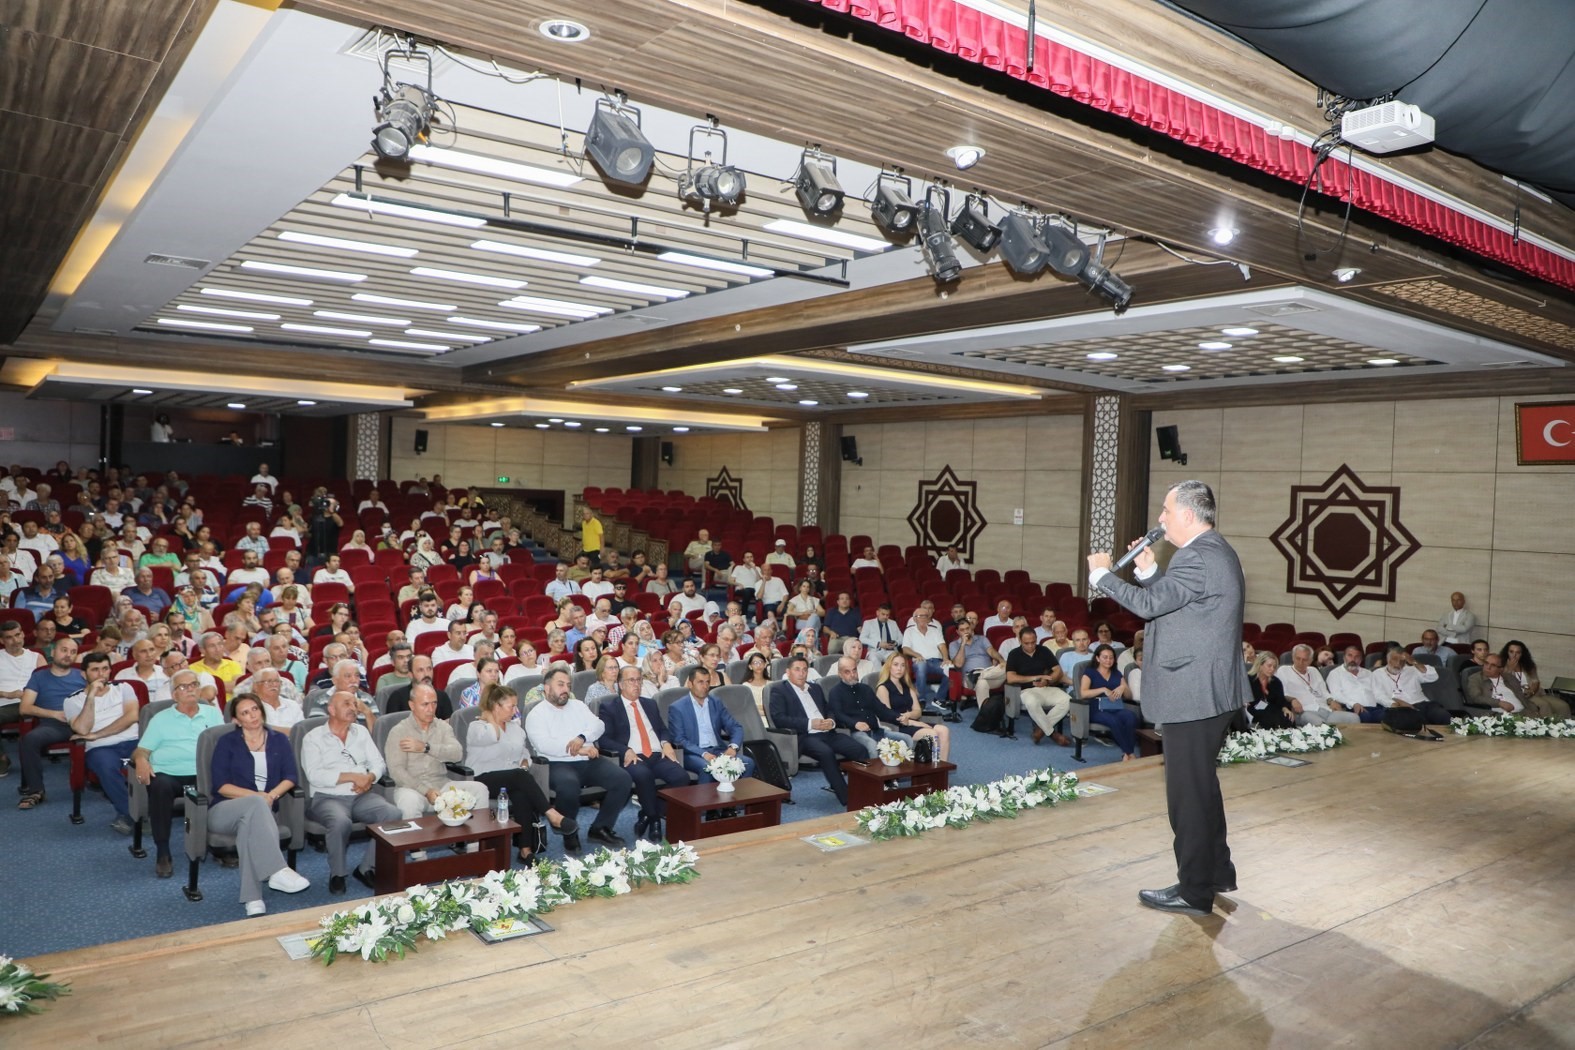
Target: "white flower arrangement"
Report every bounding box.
[0,954,69,1016]
[309,840,701,965]
[1453,714,1575,738]
[854,767,1081,841]
[875,736,914,765]
[433,785,476,822]
[1216,725,1345,765]
[704,753,745,782]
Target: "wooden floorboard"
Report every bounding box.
[19,728,1575,1049]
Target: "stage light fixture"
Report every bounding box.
[677,120,745,212]
[1040,221,1135,314]
[1038,223,1091,277]
[870,174,920,238]
[998,212,1052,275]
[949,194,1001,253]
[794,149,844,217]
[918,201,962,283]
[370,45,435,161]
[585,95,655,185]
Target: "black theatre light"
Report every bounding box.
[794,149,844,217]
[870,175,920,238]
[950,194,1001,253]
[1041,221,1134,314]
[998,212,1052,275]
[371,45,435,161]
[918,202,962,283]
[585,96,655,185]
[677,121,745,211]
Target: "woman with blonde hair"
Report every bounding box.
[876,652,951,761]
[468,684,577,863]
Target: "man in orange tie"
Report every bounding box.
[595,666,688,841]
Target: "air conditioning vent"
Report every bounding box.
[341,29,457,78]
[143,253,210,270]
[1244,301,1317,318]
[72,327,117,336]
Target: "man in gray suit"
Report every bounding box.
[1088,480,1249,917]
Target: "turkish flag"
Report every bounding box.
[1517,401,1575,464]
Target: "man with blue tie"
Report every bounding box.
[667,667,757,782]
[768,655,866,807]
[596,666,689,840]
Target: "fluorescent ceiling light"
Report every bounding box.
[765,376,790,383]
[278,230,417,257]
[594,427,610,433]
[410,266,526,290]
[406,328,490,342]
[470,240,599,267]
[371,338,449,352]
[176,304,278,320]
[548,418,564,423]
[580,275,689,299]
[500,295,612,319]
[201,288,312,306]
[281,323,372,337]
[353,292,456,312]
[762,218,889,252]
[315,310,409,326]
[448,316,542,333]
[775,383,798,391]
[657,251,773,278]
[239,260,366,282]
[330,192,486,228]
[626,425,643,432]
[407,144,583,188]
[156,318,254,333]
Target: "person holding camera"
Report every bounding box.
[306,488,342,561]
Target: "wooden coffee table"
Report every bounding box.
[839,759,957,811]
[1137,728,1164,758]
[658,778,790,842]
[367,811,518,894]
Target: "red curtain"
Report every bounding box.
[802,0,1575,290]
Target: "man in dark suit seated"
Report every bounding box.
[666,667,756,782]
[824,654,889,758]
[596,666,689,840]
[768,654,867,806]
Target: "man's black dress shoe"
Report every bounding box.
[633,812,650,836]
[587,826,625,848]
[329,875,347,895]
[352,868,376,891]
[562,831,582,852]
[1138,886,1212,916]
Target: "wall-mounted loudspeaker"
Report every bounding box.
[1156,424,1187,466]
[414,428,429,455]
[660,441,674,465]
[840,435,862,466]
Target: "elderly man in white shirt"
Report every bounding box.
[249,668,304,729]
[1437,592,1477,646]
[1326,645,1382,723]
[544,563,581,602]
[901,608,952,710]
[1368,645,1450,726]
[1275,644,1359,725]
[301,690,401,893]
[935,545,966,575]
[431,621,475,667]
[523,664,632,850]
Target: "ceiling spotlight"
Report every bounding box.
[1221,326,1259,337]
[918,201,962,283]
[585,95,654,184]
[847,391,869,399]
[227,402,248,410]
[794,148,844,217]
[1040,221,1134,314]
[1161,364,1191,372]
[1367,357,1400,366]
[677,120,745,211]
[1198,341,1232,351]
[296,399,318,405]
[538,18,590,43]
[1273,356,1304,364]
[535,423,550,429]
[672,426,690,433]
[547,418,564,423]
[563,421,582,428]
[131,388,154,395]
[946,145,985,170]
[489,422,506,428]
[1086,352,1119,362]
[1333,267,1362,283]
[594,427,610,433]
[775,383,798,391]
[661,385,683,392]
[798,399,819,406]
[871,174,921,238]
[999,212,1052,276]
[722,387,744,395]
[371,45,436,161]
[1208,226,1238,246]
[950,194,1001,253]
[626,425,643,432]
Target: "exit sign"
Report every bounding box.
[496,476,511,484]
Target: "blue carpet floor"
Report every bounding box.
[0,716,1126,960]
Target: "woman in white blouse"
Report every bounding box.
[466,684,577,862]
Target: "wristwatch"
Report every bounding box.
[423,742,430,754]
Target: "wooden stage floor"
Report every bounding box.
[21,727,1575,1048]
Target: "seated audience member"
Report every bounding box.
[48,596,90,640]
[268,633,308,692]
[383,683,488,819]
[673,578,706,617]
[132,670,226,876]
[983,600,1015,633]
[1003,627,1071,745]
[1498,640,1567,717]
[15,565,67,618]
[900,607,952,711]
[378,654,441,719]
[625,549,653,586]
[1464,640,1491,669]
[666,666,755,783]
[821,637,879,684]
[1326,645,1382,723]
[1410,629,1449,666]
[1032,609,1058,643]
[850,546,880,572]
[15,636,86,807]
[1275,644,1359,725]
[565,553,593,582]
[682,529,712,579]
[784,579,826,643]
[226,550,269,590]
[405,593,450,642]
[1127,646,1145,712]
[1467,653,1535,715]
[599,548,628,581]
[1369,645,1451,727]
[645,563,677,601]
[1056,629,1094,679]
[935,544,967,575]
[1314,646,1337,669]
[768,655,867,806]
[458,657,502,708]
[860,603,902,658]
[196,631,243,688]
[583,653,622,706]
[874,652,951,760]
[234,522,270,558]
[0,619,45,774]
[756,571,790,625]
[1079,644,1139,761]
[1248,653,1296,729]
[702,539,733,601]
[249,667,303,729]
[586,597,619,633]
[139,537,182,572]
[211,693,310,916]
[821,592,862,655]
[951,619,1005,714]
[66,651,141,832]
[524,663,632,849]
[596,666,688,840]
[580,567,613,603]
[465,683,577,860]
[764,538,796,573]
[1092,622,1126,653]
[302,689,402,893]
[728,552,764,619]
[431,621,474,667]
[1438,591,1477,646]
[312,554,354,594]
[544,562,581,601]
[826,654,890,757]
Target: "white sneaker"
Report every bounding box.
[245,899,266,917]
[267,867,310,893]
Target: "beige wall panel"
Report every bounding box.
[1235,535,1289,608]
[972,416,1027,467]
[1390,472,1496,550]
[1379,615,1435,648]
[971,524,1024,573]
[443,426,495,460]
[838,515,880,546]
[973,471,1027,536]
[539,432,588,467]
[1150,408,1224,472]
[1393,398,1498,473]
[874,468,916,520]
[1388,546,1493,624]
[1490,474,1572,554]
[1486,552,1575,638]
[1020,524,1084,586]
[494,428,544,465]
[1243,601,1296,629]
[1214,471,1302,538]
[1023,470,1084,529]
[771,428,801,471]
[840,473,879,520]
[923,420,975,472]
[1300,401,1394,472]
[1221,405,1300,472]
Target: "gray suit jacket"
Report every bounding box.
[1096,528,1249,724]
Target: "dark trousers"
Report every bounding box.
[85,740,138,819]
[622,753,689,818]
[19,719,72,794]
[475,769,551,849]
[545,757,633,832]
[797,731,868,806]
[1090,705,1140,755]
[148,772,196,854]
[1162,708,1238,907]
[1416,700,1452,726]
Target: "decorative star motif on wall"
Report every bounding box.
[908,465,987,561]
[706,466,747,510]
[1269,464,1420,618]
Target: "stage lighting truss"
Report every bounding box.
[870,172,921,239]
[949,193,1001,253]
[371,44,436,160]
[917,186,961,283]
[677,119,746,213]
[585,94,656,185]
[794,147,845,217]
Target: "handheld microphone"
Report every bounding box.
[1112,525,1166,571]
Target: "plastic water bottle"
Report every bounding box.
[495,788,509,824]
